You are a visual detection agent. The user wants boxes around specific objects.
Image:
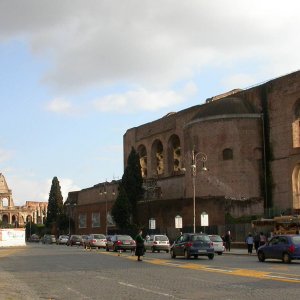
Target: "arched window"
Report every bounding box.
[292,99,300,148]
[292,164,300,209]
[137,144,147,178]
[167,135,181,175]
[223,148,233,160]
[151,139,164,176]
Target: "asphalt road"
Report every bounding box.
[1,243,300,299]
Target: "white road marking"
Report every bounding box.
[264,275,300,282]
[118,281,184,299]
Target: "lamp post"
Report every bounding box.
[100,185,108,236]
[66,203,76,236]
[184,148,207,233]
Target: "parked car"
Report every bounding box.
[42,234,56,244]
[208,234,225,255]
[170,233,214,260]
[29,234,40,243]
[106,235,136,252]
[56,235,69,245]
[257,234,300,263]
[67,235,83,246]
[144,234,170,253]
[84,234,107,249]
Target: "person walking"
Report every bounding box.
[254,232,260,253]
[224,230,231,252]
[259,232,266,246]
[135,229,145,261]
[246,233,254,255]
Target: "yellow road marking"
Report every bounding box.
[0,247,25,258]
[99,251,300,284]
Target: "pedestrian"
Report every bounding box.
[259,232,266,246]
[224,230,231,252]
[135,228,145,261]
[245,233,254,255]
[254,232,260,253]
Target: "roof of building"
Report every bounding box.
[192,97,259,120]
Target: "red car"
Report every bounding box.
[106,235,136,252]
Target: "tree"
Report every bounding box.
[121,147,144,225]
[45,177,64,229]
[111,184,131,229]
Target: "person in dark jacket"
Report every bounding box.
[135,229,145,261]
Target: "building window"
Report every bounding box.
[223,148,233,160]
[292,120,300,148]
[78,213,87,228]
[92,212,100,228]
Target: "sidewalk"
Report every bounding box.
[223,248,257,256]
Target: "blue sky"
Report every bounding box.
[1,0,300,205]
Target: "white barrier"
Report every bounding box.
[0,228,26,247]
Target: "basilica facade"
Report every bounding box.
[123,70,300,231]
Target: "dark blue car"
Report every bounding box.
[257,234,300,263]
[170,233,214,260]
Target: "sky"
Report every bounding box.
[1,0,300,206]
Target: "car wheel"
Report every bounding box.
[258,251,265,262]
[170,249,176,259]
[208,254,214,260]
[106,246,109,252]
[158,250,160,253]
[184,250,191,259]
[151,247,155,253]
[282,252,291,263]
[166,250,169,253]
[194,255,198,259]
[217,252,223,255]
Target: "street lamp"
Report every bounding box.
[183,147,208,233]
[100,185,108,236]
[66,203,76,236]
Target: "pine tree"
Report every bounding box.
[45,177,64,228]
[111,184,131,229]
[121,147,144,225]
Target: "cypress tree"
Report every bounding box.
[111,184,131,229]
[121,147,144,225]
[45,176,64,228]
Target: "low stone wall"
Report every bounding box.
[0,228,26,247]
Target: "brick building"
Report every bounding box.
[68,70,300,236]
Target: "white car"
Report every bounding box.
[208,235,225,255]
[57,235,69,245]
[144,234,170,253]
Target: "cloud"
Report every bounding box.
[0,1,299,93]
[45,97,74,114]
[0,148,13,163]
[92,88,184,113]
[5,175,80,206]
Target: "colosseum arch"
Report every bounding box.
[167,134,182,175]
[151,139,164,176]
[137,144,147,178]
[292,164,300,209]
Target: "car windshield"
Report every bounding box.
[155,236,168,241]
[192,235,210,242]
[291,236,300,245]
[94,234,106,239]
[209,235,223,242]
[118,235,132,240]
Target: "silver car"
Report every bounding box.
[84,234,107,249]
[208,234,225,255]
[56,235,69,245]
[144,234,170,253]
